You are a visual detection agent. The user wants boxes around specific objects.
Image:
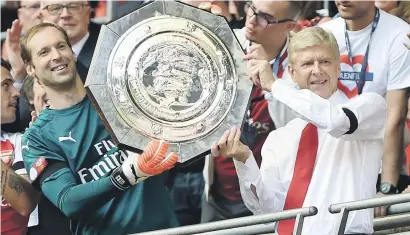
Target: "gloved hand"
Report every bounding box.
[110,140,178,190]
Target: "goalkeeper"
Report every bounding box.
[21,23,179,235]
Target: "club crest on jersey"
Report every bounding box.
[29,156,48,181]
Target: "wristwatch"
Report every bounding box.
[379,182,398,194]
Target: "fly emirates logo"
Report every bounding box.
[77,140,128,184]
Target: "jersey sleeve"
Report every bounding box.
[22,126,68,184]
[40,165,121,219]
[11,133,27,175]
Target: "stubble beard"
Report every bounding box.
[42,66,78,92]
[339,8,368,21]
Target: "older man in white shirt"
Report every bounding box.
[211,27,387,235]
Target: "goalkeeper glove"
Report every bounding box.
[110,139,178,190]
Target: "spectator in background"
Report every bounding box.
[185,1,245,29]
[390,1,410,24]
[320,0,410,217]
[376,1,410,24]
[21,77,49,117]
[2,1,42,134]
[2,1,42,62]
[375,0,400,13]
[294,1,332,32]
[2,0,42,134]
[18,1,42,35]
[40,0,100,82]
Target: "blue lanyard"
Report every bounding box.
[271,54,281,76]
[344,8,380,95]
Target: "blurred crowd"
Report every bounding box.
[1,1,410,235]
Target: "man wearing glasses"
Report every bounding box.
[202,0,305,223]
[17,1,43,35]
[40,1,99,83]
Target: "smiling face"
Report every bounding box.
[289,45,340,99]
[24,26,77,91]
[288,27,340,99]
[1,66,20,124]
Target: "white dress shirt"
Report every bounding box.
[234,80,387,235]
[72,32,90,57]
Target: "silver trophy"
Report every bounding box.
[85,0,252,163]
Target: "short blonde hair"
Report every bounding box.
[20,23,71,65]
[288,27,340,65]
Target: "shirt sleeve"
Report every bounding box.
[22,127,123,219]
[233,131,286,215]
[11,133,27,175]
[265,92,297,129]
[40,164,121,219]
[22,127,68,183]
[270,79,387,141]
[387,30,410,91]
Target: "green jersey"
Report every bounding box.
[22,96,178,235]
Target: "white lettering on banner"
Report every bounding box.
[339,71,374,81]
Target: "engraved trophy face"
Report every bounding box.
[85,0,252,163]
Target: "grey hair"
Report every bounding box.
[288,27,340,65]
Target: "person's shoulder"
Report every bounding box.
[350,92,387,108]
[380,9,410,30]
[378,10,410,41]
[24,114,49,139]
[22,110,58,150]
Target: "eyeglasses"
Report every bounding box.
[244,3,294,28]
[20,4,41,12]
[42,3,89,15]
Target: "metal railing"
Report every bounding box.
[374,212,410,231]
[134,206,318,235]
[329,193,410,235]
[132,196,410,235]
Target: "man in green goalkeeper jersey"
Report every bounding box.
[20,22,180,235]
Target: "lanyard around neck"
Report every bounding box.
[344,8,380,95]
[271,54,281,76]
